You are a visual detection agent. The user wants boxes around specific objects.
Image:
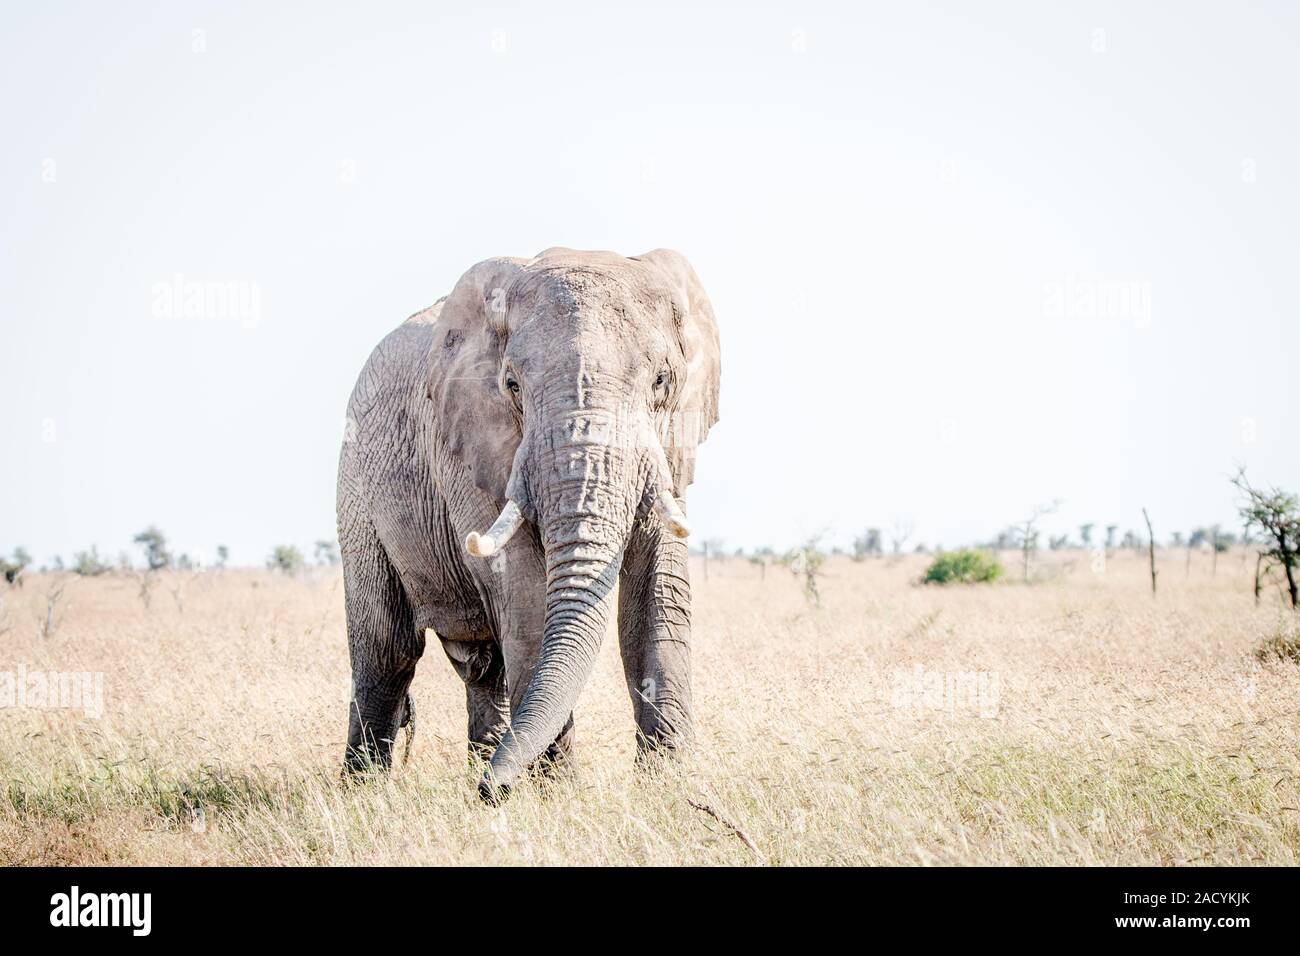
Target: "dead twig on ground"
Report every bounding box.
[687,798,765,864]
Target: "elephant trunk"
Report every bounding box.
[480,405,663,797]
[482,532,626,795]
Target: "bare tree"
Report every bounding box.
[1141,507,1157,597]
[700,538,725,582]
[852,528,882,561]
[166,573,198,613]
[39,580,69,638]
[1233,468,1298,609]
[889,517,915,556]
[135,570,156,610]
[1012,500,1060,583]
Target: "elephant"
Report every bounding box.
[336,247,721,800]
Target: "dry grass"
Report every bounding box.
[1,549,1297,866]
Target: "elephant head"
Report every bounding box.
[427,248,720,794]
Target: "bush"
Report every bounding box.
[923,549,1003,585]
[72,546,114,577]
[1254,629,1300,664]
[267,546,304,574]
[1,560,23,586]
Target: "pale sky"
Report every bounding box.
[2,1,1297,566]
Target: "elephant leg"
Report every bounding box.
[540,713,575,771]
[439,637,510,761]
[617,511,693,756]
[342,528,425,774]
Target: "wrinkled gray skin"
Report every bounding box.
[337,248,720,798]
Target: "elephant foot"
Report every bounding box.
[534,718,575,778]
[529,753,574,789]
[633,727,691,771]
[341,744,390,782]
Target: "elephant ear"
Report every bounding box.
[633,249,721,491]
[426,257,528,502]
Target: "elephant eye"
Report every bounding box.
[503,375,522,409]
[654,371,668,389]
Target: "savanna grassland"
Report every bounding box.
[1,550,1297,866]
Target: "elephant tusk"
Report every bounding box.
[465,500,524,557]
[652,490,692,539]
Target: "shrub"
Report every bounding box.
[1,547,31,584]
[72,546,114,577]
[1254,629,1300,664]
[267,546,304,574]
[781,536,827,606]
[923,549,1003,585]
[313,540,339,566]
